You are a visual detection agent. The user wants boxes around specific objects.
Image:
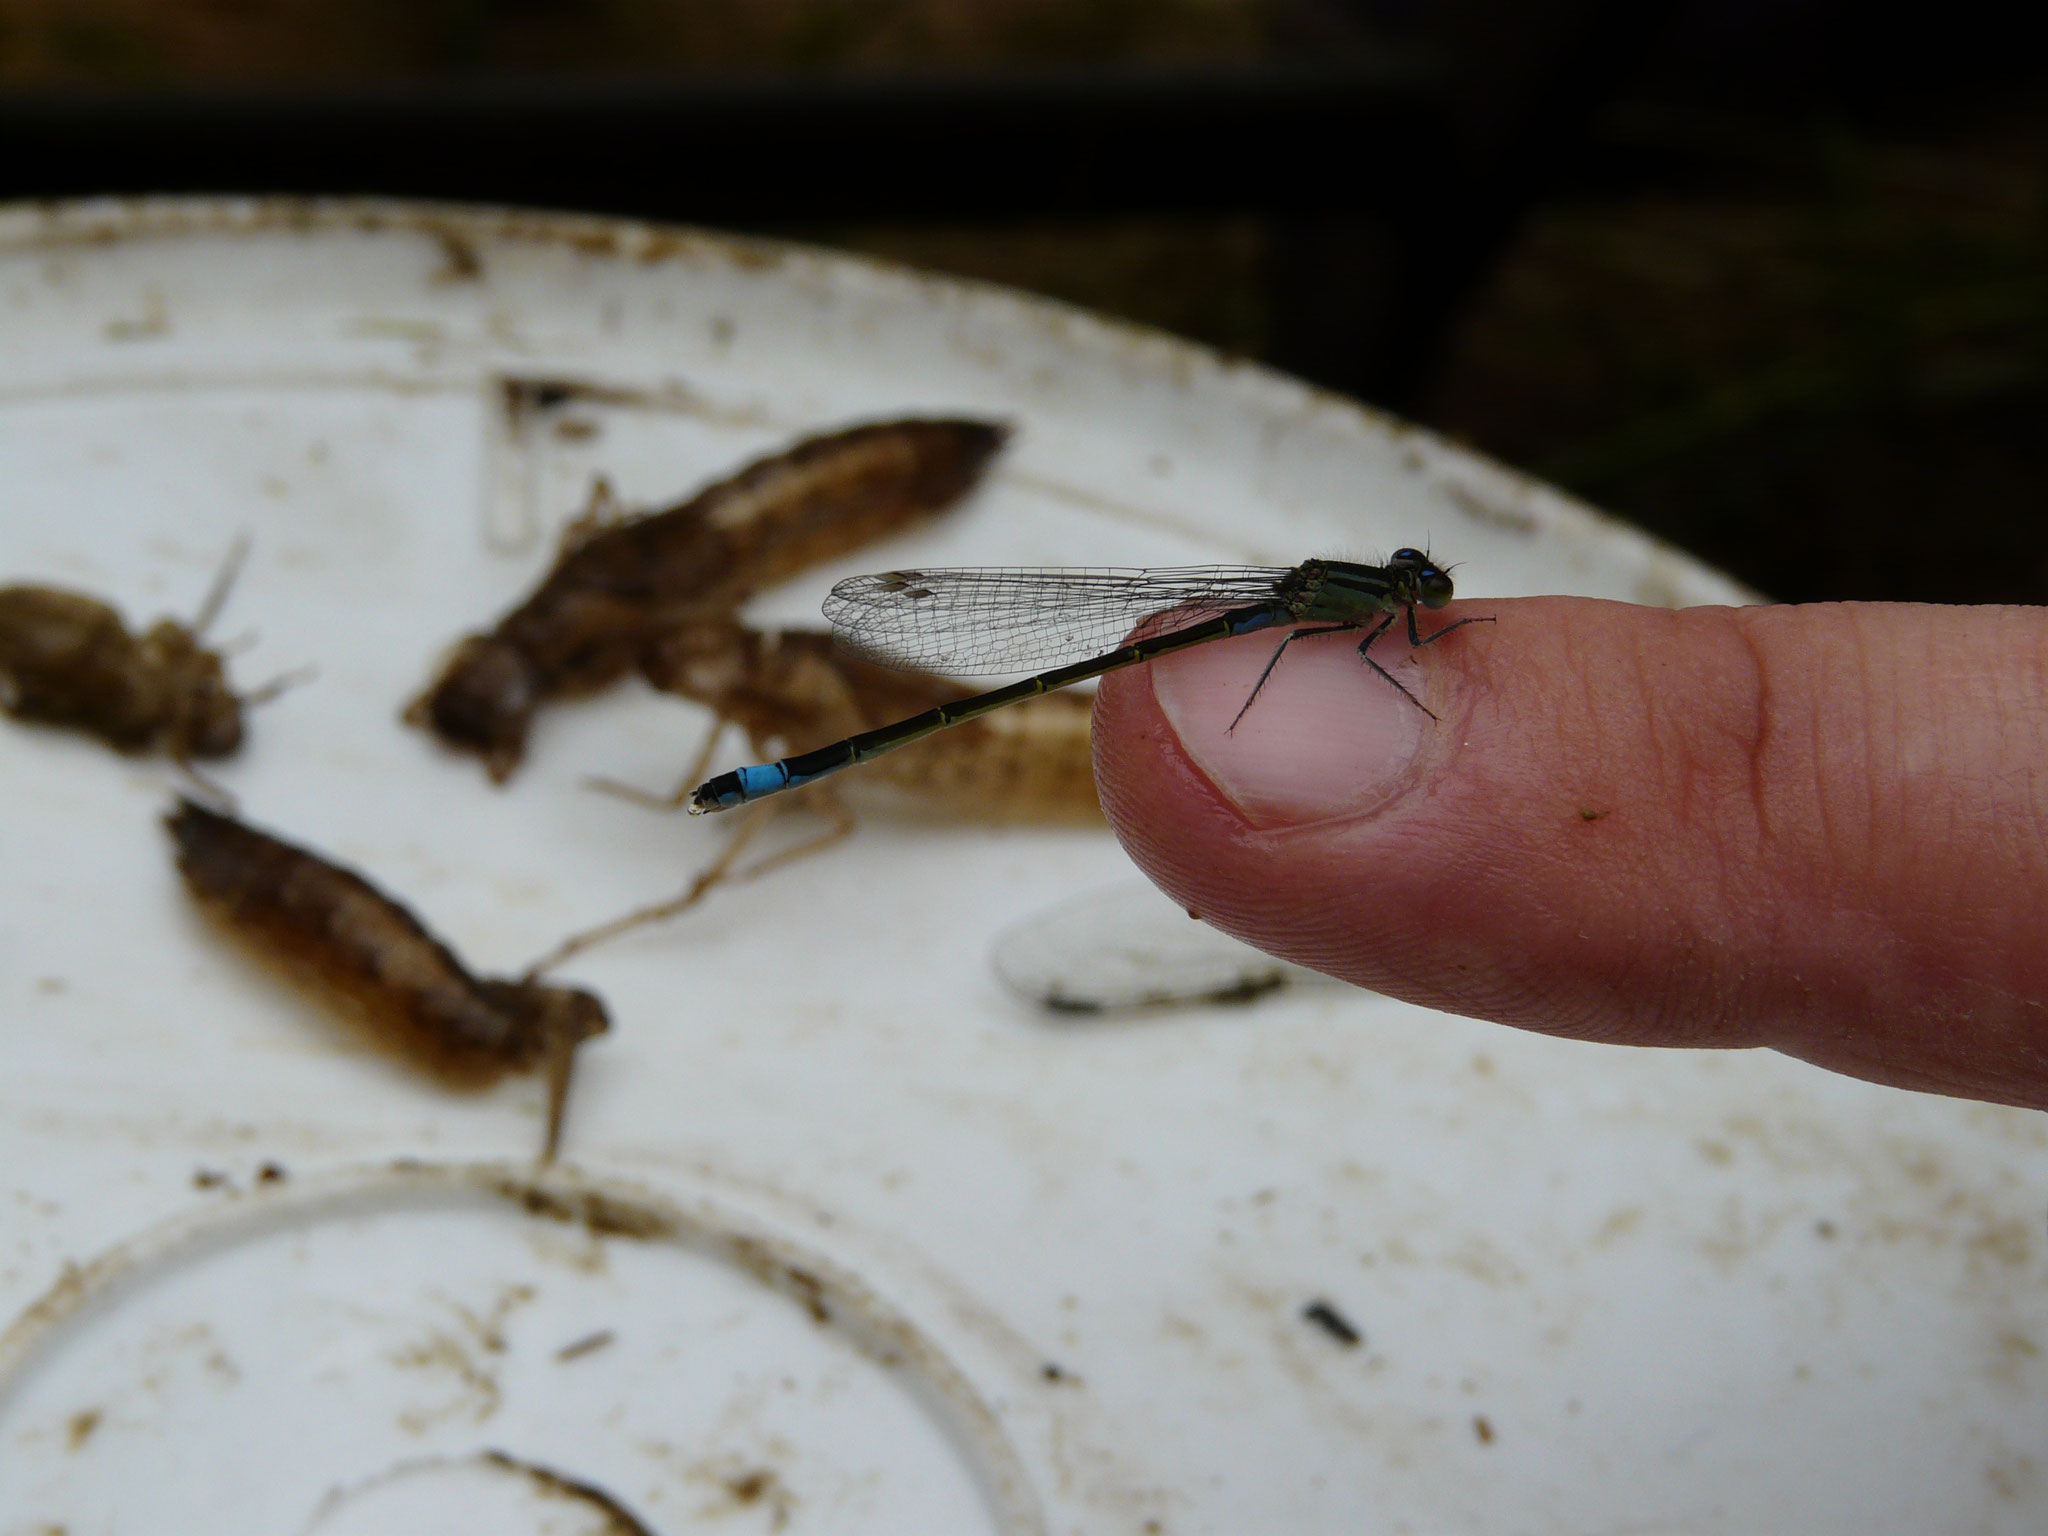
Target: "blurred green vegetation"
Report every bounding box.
[4,1,2042,601]
[825,217,1274,360]
[0,0,1289,82]
[1427,110,2048,601]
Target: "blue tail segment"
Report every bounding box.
[697,763,791,811]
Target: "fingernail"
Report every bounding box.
[1150,627,1432,827]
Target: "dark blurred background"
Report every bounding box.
[2,0,2042,602]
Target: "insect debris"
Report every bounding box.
[407,416,1008,782]
[635,617,1100,822]
[165,798,609,1163]
[522,616,1099,975]
[0,538,295,771]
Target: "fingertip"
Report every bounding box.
[1090,653,1239,908]
[1094,597,1742,1032]
[1095,594,2048,1111]
[1091,623,1465,980]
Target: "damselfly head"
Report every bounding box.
[1388,548,1455,609]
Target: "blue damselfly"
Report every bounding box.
[688,549,1485,814]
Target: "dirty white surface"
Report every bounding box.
[0,198,2043,1535]
[990,880,1336,1013]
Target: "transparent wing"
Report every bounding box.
[822,565,1293,675]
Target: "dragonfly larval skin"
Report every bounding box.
[639,618,1100,821]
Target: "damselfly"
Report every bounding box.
[688,549,1486,814]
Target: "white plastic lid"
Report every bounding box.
[1,198,2042,1534]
